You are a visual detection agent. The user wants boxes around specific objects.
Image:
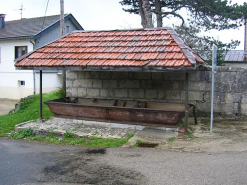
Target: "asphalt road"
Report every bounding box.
[1,137,247,185]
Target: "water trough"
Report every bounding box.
[44,98,197,127]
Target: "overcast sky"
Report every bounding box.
[0,0,246,50]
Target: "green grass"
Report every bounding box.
[10,128,134,147]
[0,90,62,137]
[10,128,35,139]
[14,129,134,147]
[168,137,175,142]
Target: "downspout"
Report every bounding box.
[29,39,36,94]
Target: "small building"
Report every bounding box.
[224,50,247,67]
[0,14,83,99]
[15,27,206,127]
[224,20,247,67]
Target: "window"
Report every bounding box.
[15,46,27,59]
[66,25,70,33]
[18,80,25,87]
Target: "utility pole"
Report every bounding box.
[60,0,65,37]
[60,0,66,90]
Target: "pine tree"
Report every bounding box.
[119,0,247,65]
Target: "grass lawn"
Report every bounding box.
[0,90,61,137]
[1,89,134,147]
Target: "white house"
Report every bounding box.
[0,14,83,99]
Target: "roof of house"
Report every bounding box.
[15,27,205,72]
[224,50,245,62]
[0,14,83,40]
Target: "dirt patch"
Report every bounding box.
[39,149,146,185]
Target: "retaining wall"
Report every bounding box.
[66,66,247,117]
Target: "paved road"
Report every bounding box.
[0,99,18,115]
[1,137,247,185]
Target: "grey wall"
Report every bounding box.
[34,19,79,49]
[66,66,247,117]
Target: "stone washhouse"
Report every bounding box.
[15,27,206,130]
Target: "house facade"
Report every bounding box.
[0,13,83,99]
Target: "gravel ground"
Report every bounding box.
[15,117,247,153]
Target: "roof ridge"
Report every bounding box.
[6,13,69,22]
[72,27,173,33]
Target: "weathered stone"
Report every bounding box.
[100,89,115,98]
[90,71,99,78]
[67,72,77,80]
[236,71,247,82]
[77,71,85,79]
[189,81,207,91]
[100,72,111,79]
[100,89,108,97]
[214,92,225,102]
[145,89,157,99]
[225,93,242,103]
[84,72,91,79]
[187,91,203,101]
[118,80,140,88]
[172,81,180,90]
[112,72,128,79]
[141,80,164,89]
[103,80,117,88]
[129,89,145,99]
[77,88,87,97]
[214,82,231,92]
[221,72,237,82]
[231,82,242,92]
[157,90,166,99]
[152,72,163,80]
[64,68,247,117]
[214,103,238,114]
[73,79,92,88]
[92,79,103,88]
[66,80,73,88]
[166,90,181,100]
[66,88,77,97]
[128,72,134,79]
[87,89,100,97]
[241,104,247,116]
[115,89,128,98]
[190,71,210,82]
[134,72,151,80]
[169,73,186,80]
[241,93,247,104]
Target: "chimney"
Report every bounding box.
[0,14,6,29]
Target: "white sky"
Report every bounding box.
[0,0,245,50]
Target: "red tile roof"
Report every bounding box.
[15,28,205,70]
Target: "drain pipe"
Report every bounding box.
[29,39,36,94]
[188,103,198,125]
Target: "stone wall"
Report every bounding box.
[66,66,247,117]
